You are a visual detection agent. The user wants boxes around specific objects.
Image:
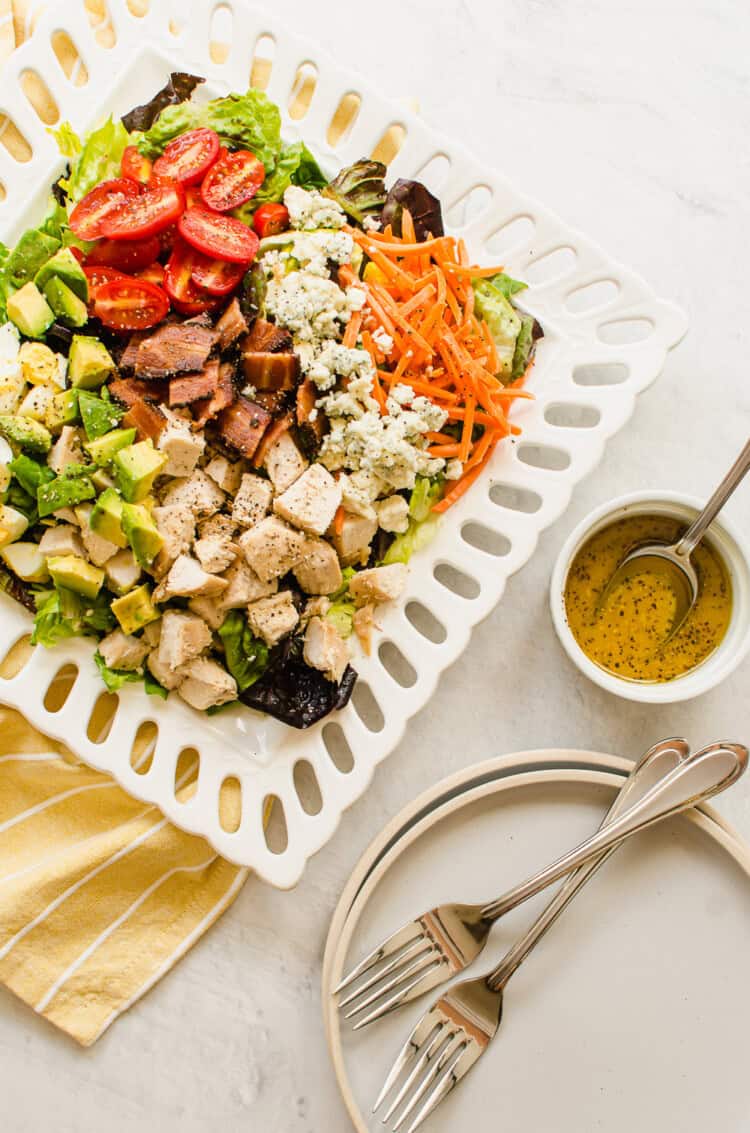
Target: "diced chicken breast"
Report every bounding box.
[177,657,238,711]
[152,504,195,568]
[39,524,85,559]
[231,472,273,529]
[153,554,229,601]
[104,549,142,594]
[352,604,376,656]
[219,557,277,609]
[239,515,307,582]
[303,616,349,683]
[348,563,408,605]
[194,534,236,574]
[147,649,184,691]
[376,494,409,534]
[293,538,343,596]
[301,595,331,626]
[76,503,119,567]
[157,414,205,477]
[264,430,308,493]
[141,618,162,648]
[156,609,212,670]
[188,596,226,631]
[205,455,244,495]
[332,512,378,567]
[47,426,85,475]
[273,464,342,536]
[53,507,79,526]
[98,629,149,672]
[247,591,299,646]
[198,514,237,540]
[160,469,225,519]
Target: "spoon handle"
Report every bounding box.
[676,437,750,558]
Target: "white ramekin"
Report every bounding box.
[549,491,750,703]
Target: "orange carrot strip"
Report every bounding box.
[443,262,508,278]
[459,394,475,462]
[343,309,362,348]
[399,282,437,318]
[428,444,462,458]
[432,442,497,513]
[333,505,346,536]
[401,208,416,244]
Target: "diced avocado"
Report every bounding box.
[0,413,52,454]
[89,487,127,548]
[78,390,124,440]
[43,277,88,329]
[6,282,55,340]
[46,388,80,434]
[34,247,88,302]
[91,467,116,493]
[84,427,137,466]
[0,504,29,548]
[111,583,159,635]
[4,229,60,290]
[68,335,115,390]
[8,453,54,496]
[113,440,167,503]
[0,541,49,583]
[47,554,104,600]
[121,502,164,568]
[37,472,95,518]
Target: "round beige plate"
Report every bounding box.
[322,750,750,1132]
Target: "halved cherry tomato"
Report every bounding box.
[86,235,162,272]
[190,252,246,296]
[69,246,85,263]
[93,276,170,331]
[253,202,290,238]
[152,127,220,186]
[83,265,127,312]
[121,144,152,185]
[69,178,139,241]
[158,222,179,255]
[100,179,186,241]
[185,185,204,210]
[135,262,166,287]
[164,239,219,315]
[178,207,259,263]
[200,149,265,212]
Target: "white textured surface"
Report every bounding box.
[1,0,749,1128]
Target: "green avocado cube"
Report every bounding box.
[91,467,115,493]
[47,554,104,600]
[34,247,89,302]
[78,390,124,440]
[0,413,52,454]
[5,229,60,290]
[37,472,95,518]
[45,388,80,434]
[6,282,55,340]
[121,501,164,568]
[113,440,167,502]
[68,335,115,390]
[111,583,159,635]
[84,427,137,467]
[89,487,127,548]
[43,277,88,329]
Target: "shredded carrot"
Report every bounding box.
[342,309,362,348]
[333,505,346,536]
[428,444,462,458]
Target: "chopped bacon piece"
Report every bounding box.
[241,351,299,390]
[253,389,289,416]
[296,377,326,447]
[109,376,168,407]
[135,321,215,379]
[252,411,293,468]
[215,396,271,460]
[192,362,237,427]
[169,359,220,406]
[240,318,292,354]
[122,398,166,442]
[117,331,148,373]
[215,298,249,351]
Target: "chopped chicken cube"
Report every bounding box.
[177,657,238,711]
[303,616,349,683]
[147,649,184,691]
[301,596,330,626]
[76,503,119,567]
[141,618,162,648]
[273,464,342,536]
[98,629,149,672]
[239,515,307,582]
[156,609,212,670]
[194,533,236,574]
[53,506,79,526]
[152,504,195,568]
[293,538,343,595]
[353,604,376,655]
[188,596,226,631]
[153,554,229,601]
[247,591,299,646]
[39,523,85,559]
[158,414,205,477]
[264,430,308,493]
[104,549,142,594]
[219,557,277,609]
[160,469,225,518]
[198,513,237,540]
[205,455,244,495]
[331,511,378,566]
[231,472,273,529]
[376,494,410,534]
[47,425,85,475]
[348,563,408,605]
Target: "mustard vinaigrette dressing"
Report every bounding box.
[564,515,732,682]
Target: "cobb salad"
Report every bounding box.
[0,73,541,728]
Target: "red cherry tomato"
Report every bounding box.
[185,185,204,210]
[135,262,166,287]
[152,127,220,186]
[253,202,290,238]
[68,245,85,263]
[83,265,127,312]
[93,276,170,331]
[190,253,246,296]
[178,207,259,264]
[121,144,153,185]
[158,222,179,255]
[164,239,219,315]
[100,180,186,241]
[69,178,139,241]
[86,235,162,272]
[200,149,265,212]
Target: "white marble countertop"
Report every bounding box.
[1,0,749,1128]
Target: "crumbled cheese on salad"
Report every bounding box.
[363,215,382,232]
[284,185,346,231]
[372,327,393,354]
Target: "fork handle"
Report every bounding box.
[480,743,744,924]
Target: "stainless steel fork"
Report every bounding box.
[372,741,748,1132]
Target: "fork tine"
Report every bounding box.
[402,1041,468,1133]
[391,1031,465,1132]
[350,958,446,1030]
[334,924,425,994]
[373,1005,447,1115]
[379,1023,448,1123]
[337,937,432,1009]
[344,949,441,1021]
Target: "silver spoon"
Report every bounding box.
[598,437,750,635]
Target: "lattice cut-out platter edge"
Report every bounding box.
[0,0,688,886]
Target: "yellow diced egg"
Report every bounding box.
[19,341,59,386]
[0,368,25,414]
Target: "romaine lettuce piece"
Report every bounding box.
[218,610,270,691]
[382,477,444,565]
[238,141,326,217]
[473,275,523,381]
[52,116,131,203]
[93,650,142,693]
[138,89,282,169]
